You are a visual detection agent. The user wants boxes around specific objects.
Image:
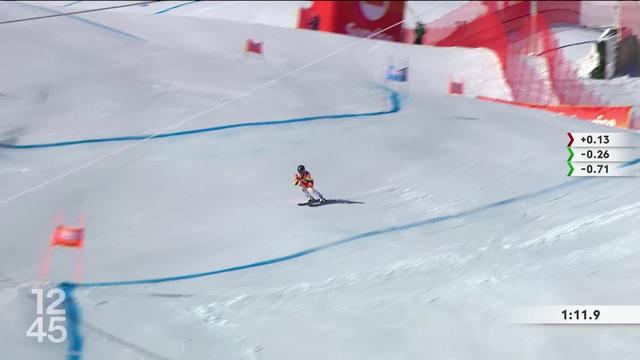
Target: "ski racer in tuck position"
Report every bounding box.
[294,165,326,205]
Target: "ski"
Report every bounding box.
[298,199,324,206]
[298,198,328,206]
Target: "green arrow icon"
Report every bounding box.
[567,148,574,176]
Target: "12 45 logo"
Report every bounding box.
[26,288,67,343]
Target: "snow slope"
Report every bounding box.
[1,2,640,360]
[33,1,474,28]
[27,1,313,27]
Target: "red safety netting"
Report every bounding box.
[434,9,552,104]
[406,1,634,126]
[511,15,606,105]
[424,1,489,45]
[427,4,607,106]
[404,1,488,45]
[537,16,607,106]
[504,15,557,104]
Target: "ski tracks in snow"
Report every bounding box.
[513,201,640,249]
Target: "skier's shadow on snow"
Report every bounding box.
[309,199,364,207]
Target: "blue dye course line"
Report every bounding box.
[74,181,591,289]
[1,88,400,150]
[14,1,144,41]
[43,86,397,359]
[58,157,640,359]
[154,1,199,15]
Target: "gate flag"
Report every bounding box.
[39,214,86,283]
[246,39,263,54]
[386,65,408,81]
[51,225,85,248]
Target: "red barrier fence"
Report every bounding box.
[537,16,607,106]
[485,1,580,31]
[423,2,607,107]
[512,15,607,106]
[406,1,582,45]
[423,1,488,45]
[404,2,487,45]
[406,1,635,127]
[503,12,561,104]
[478,96,632,129]
[432,9,540,104]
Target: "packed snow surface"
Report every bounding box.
[1,2,639,360]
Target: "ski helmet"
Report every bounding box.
[297,165,305,173]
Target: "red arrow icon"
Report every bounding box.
[567,132,574,147]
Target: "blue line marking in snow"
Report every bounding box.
[622,157,640,167]
[48,81,638,357]
[154,1,199,15]
[71,177,602,288]
[26,82,633,358]
[1,88,400,149]
[58,154,640,359]
[75,183,577,287]
[59,283,82,360]
[50,86,396,359]
[63,1,81,7]
[64,16,144,41]
[14,1,144,41]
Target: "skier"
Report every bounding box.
[294,165,326,205]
